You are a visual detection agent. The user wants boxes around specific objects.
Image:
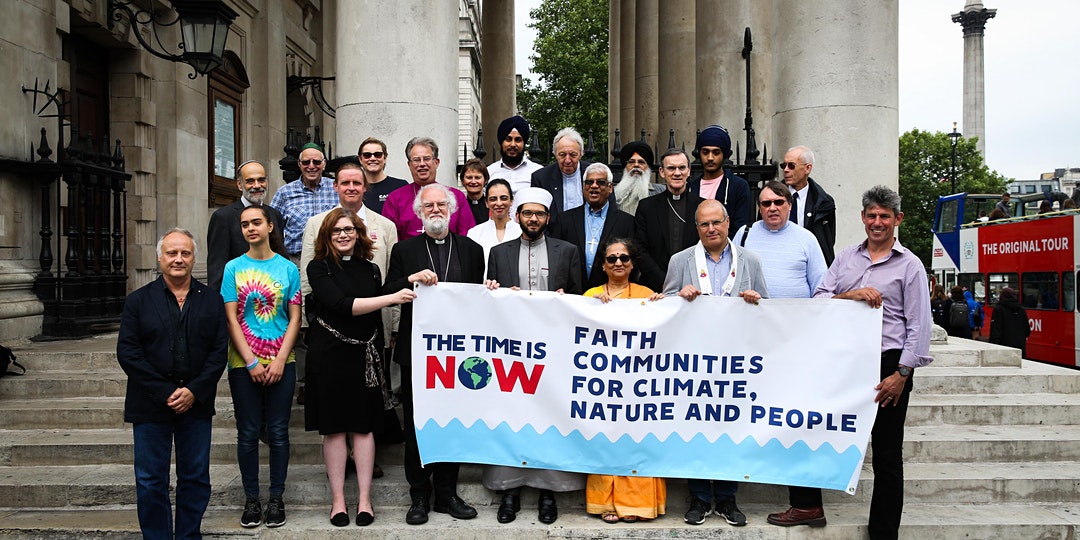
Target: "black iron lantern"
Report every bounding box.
[109,0,239,78]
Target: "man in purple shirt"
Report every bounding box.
[768,185,932,539]
[382,137,476,240]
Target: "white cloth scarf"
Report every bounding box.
[692,240,738,296]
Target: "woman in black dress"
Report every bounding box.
[305,208,416,527]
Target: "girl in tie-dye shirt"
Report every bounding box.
[222,205,302,527]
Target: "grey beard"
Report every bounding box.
[243,189,266,205]
[615,168,652,213]
[423,215,449,237]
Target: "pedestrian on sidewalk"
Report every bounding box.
[989,287,1031,358]
[222,205,303,529]
[117,228,229,540]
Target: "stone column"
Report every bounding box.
[481,0,516,163]
[335,2,458,182]
[608,0,621,153]
[696,0,771,143]
[619,0,636,139]
[952,0,996,159]
[634,0,658,145]
[771,0,898,251]
[657,0,695,151]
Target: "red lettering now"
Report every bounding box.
[492,358,544,394]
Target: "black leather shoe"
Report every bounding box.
[356,511,374,526]
[496,492,520,524]
[405,498,429,525]
[538,490,558,524]
[433,495,478,520]
[330,512,349,527]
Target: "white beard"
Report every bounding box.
[615,168,652,215]
[422,215,449,237]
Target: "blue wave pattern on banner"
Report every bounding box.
[417,418,866,493]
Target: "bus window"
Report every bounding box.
[1065,272,1076,312]
[987,273,1018,306]
[1021,272,1060,310]
[958,273,985,303]
[935,198,959,233]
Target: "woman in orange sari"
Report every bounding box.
[583,238,666,523]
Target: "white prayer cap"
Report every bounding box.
[516,187,553,211]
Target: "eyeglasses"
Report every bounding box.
[626,158,648,167]
[696,218,728,229]
[331,226,357,236]
[300,159,324,166]
[781,161,802,170]
[605,254,631,264]
[410,156,435,164]
[422,201,449,210]
[759,199,788,208]
[519,209,549,218]
[361,151,385,159]
[583,178,610,187]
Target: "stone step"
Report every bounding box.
[2,460,1079,511]
[0,397,314,431]
[0,501,1075,539]
[928,337,1023,367]
[904,424,1080,462]
[906,392,1080,426]
[913,362,1080,394]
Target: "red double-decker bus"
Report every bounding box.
[931,193,1077,367]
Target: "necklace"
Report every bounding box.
[424,235,453,280]
[604,283,629,298]
[666,196,687,224]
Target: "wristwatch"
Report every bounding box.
[897,365,913,377]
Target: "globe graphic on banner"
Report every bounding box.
[457,356,492,390]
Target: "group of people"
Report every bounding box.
[117,115,933,540]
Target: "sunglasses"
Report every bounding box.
[584,179,610,186]
[605,254,631,264]
[781,161,802,170]
[759,199,788,208]
[300,159,324,166]
[361,151,385,159]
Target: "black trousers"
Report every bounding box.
[401,364,460,501]
[789,349,912,540]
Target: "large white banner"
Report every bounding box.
[412,283,883,493]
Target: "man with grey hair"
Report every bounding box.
[531,127,594,219]
[117,228,229,539]
[206,160,285,292]
[383,137,476,240]
[781,145,836,265]
[773,185,931,537]
[550,162,635,289]
[383,183,486,525]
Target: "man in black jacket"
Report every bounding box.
[634,149,703,291]
[383,184,485,526]
[782,145,836,265]
[117,228,229,539]
[206,161,285,292]
[530,127,593,221]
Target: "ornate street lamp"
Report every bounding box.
[948,122,962,193]
[109,0,239,78]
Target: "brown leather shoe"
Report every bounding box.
[767,506,826,527]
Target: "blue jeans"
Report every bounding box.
[133,415,212,540]
[229,363,295,499]
[687,479,738,504]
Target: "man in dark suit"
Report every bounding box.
[486,187,583,294]
[782,145,837,265]
[550,163,635,290]
[383,183,485,526]
[530,127,593,220]
[117,228,229,540]
[687,125,752,239]
[206,160,285,292]
[635,148,704,291]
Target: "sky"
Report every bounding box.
[513,1,1079,181]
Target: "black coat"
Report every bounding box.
[989,299,1031,356]
[549,203,636,290]
[486,236,584,295]
[116,277,229,423]
[383,233,485,367]
[206,200,286,293]
[799,178,837,266]
[633,190,704,291]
